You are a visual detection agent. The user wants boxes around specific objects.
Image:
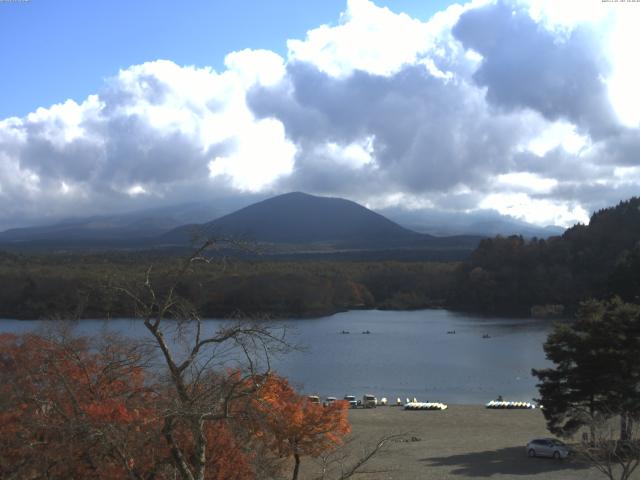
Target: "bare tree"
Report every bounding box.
[312,434,409,480]
[115,240,291,480]
[576,411,640,480]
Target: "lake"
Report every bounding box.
[0,309,555,404]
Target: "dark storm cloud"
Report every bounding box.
[513,148,602,182]
[599,129,640,166]
[15,113,214,193]
[452,1,618,139]
[547,181,640,216]
[19,133,103,183]
[249,61,526,196]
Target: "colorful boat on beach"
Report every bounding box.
[404,402,448,411]
[485,400,535,409]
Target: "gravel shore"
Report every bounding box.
[300,405,635,479]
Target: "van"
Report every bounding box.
[362,394,377,408]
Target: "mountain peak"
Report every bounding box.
[200,192,417,245]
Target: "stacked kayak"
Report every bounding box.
[404,402,448,411]
[486,400,536,409]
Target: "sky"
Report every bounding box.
[0,0,639,230]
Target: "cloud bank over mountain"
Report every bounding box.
[1,0,638,230]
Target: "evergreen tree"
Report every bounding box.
[533,299,640,440]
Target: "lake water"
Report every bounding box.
[0,309,555,404]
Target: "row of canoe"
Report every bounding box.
[404,402,448,411]
[485,400,536,409]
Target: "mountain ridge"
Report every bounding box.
[1,192,480,254]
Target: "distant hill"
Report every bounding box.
[160,192,482,252]
[0,203,225,248]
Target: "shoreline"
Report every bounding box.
[0,305,558,322]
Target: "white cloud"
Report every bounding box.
[0,52,298,224]
[364,192,436,211]
[605,9,640,128]
[208,118,296,192]
[318,136,375,169]
[524,120,589,156]
[523,0,640,129]
[496,172,558,194]
[614,166,640,181]
[523,0,609,29]
[127,184,148,197]
[224,49,286,88]
[480,193,589,227]
[287,0,432,77]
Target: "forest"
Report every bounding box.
[452,197,640,315]
[0,197,638,320]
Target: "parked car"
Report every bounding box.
[344,395,358,408]
[526,438,571,459]
[308,395,321,405]
[362,394,377,408]
[324,396,337,406]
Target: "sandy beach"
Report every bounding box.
[300,405,636,480]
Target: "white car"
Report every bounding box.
[343,395,358,408]
[526,438,571,459]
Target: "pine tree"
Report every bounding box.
[533,299,640,441]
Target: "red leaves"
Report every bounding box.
[82,400,136,423]
[0,333,159,479]
[0,335,351,479]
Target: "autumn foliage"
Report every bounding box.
[0,332,351,479]
[0,332,165,479]
[255,375,351,479]
[258,375,351,455]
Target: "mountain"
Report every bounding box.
[160,192,481,252]
[0,202,231,248]
[0,193,482,256]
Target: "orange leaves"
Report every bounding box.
[204,422,256,480]
[255,374,351,459]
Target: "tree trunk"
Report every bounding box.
[589,399,596,445]
[620,412,630,442]
[291,453,301,480]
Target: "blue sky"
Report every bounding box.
[0,0,453,119]
[0,0,638,230]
